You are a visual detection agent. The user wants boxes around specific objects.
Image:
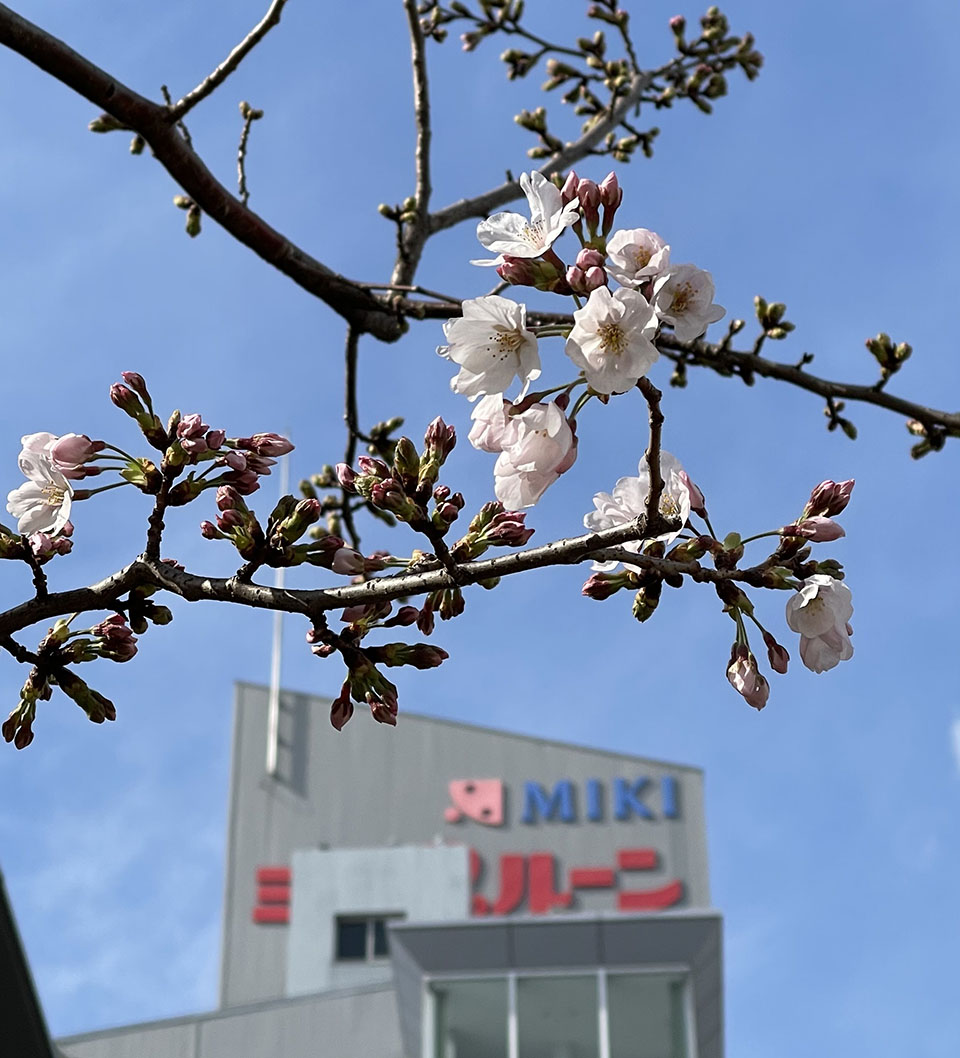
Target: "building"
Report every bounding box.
[54,683,724,1058]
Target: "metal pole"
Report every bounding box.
[265,449,290,777]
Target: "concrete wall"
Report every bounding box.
[221,683,709,1009]
[286,845,469,995]
[58,984,403,1058]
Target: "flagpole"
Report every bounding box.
[265,448,290,777]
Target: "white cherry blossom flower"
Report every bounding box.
[785,574,854,673]
[584,450,693,571]
[564,285,659,394]
[651,264,725,342]
[493,402,576,508]
[472,172,580,266]
[468,395,519,453]
[7,452,73,536]
[606,228,671,287]
[438,295,541,400]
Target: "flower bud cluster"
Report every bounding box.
[450,501,534,561]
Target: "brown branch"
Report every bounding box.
[393,296,960,440]
[637,378,665,525]
[0,4,405,342]
[656,333,960,438]
[0,522,774,640]
[340,325,362,549]
[167,0,288,121]
[391,0,434,288]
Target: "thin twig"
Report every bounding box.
[21,546,48,599]
[0,5,406,342]
[392,0,434,287]
[167,0,288,121]
[159,84,193,148]
[341,325,362,550]
[427,68,655,233]
[236,101,263,206]
[144,467,176,559]
[637,377,665,527]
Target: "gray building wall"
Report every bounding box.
[286,845,469,995]
[222,684,709,1009]
[58,984,403,1058]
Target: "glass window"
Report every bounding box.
[517,974,599,1058]
[335,918,367,961]
[432,978,509,1058]
[335,913,404,962]
[607,972,689,1058]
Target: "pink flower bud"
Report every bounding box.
[120,371,148,395]
[50,433,103,471]
[598,171,622,210]
[781,516,845,542]
[575,248,605,270]
[497,255,538,286]
[200,520,220,539]
[205,430,225,450]
[236,432,294,457]
[110,383,144,418]
[384,605,420,627]
[669,14,686,33]
[216,485,243,511]
[679,471,707,517]
[179,436,208,456]
[762,630,789,674]
[576,179,601,229]
[245,454,276,476]
[226,469,260,495]
[565,265,586,292]
[330,683,354,731]
[583,266,607,291]
[357,456,390,479]
[804,479,855,518]
[336,463,357,491]
[223,450,247,471]
[177,413,208,440]
[332,548,366,575]
[560,170,579,205]
[726,645,769,710]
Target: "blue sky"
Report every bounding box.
[1,0,959,1053]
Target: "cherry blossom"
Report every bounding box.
[468,395,519,453]
[584,450,694,570]
[438,295,541,399]
[784,574,854,673]
[7,449,74,536]
[472,171,580,266]
[651,264,725,341]
[606,228,671,287]
[492,402,576,508]
[564,285,660,394]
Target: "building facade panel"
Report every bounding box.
[222,684,710,1008]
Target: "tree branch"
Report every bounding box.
[340,325,363,549]
[0,519,779,641]
[394,296,960,442]
[167,0,288,120]
[391,0,434,288]
[0,4,406,342]
[427,69,653,234]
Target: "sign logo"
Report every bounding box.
[444,776,678,826]
[444,779,504,825]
